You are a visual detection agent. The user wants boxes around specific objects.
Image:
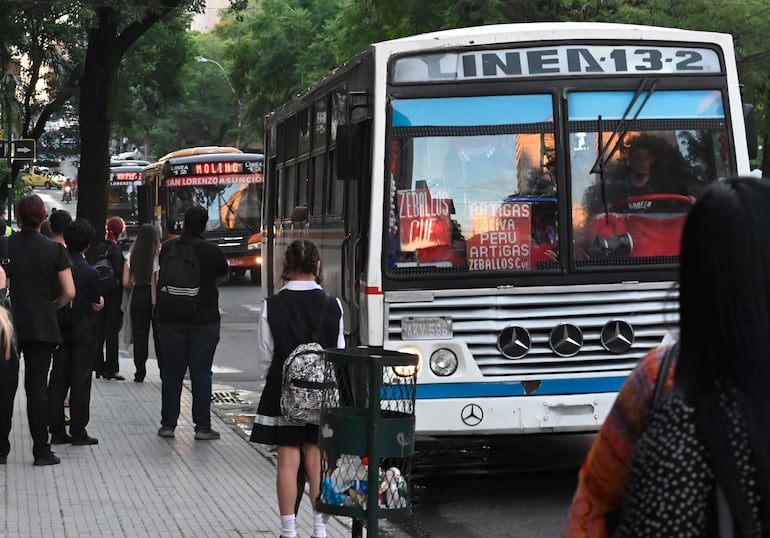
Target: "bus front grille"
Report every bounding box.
[385,282,678,377]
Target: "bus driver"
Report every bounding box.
[585,134,700,215]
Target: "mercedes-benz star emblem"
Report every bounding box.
[497,326,531,359]
[600,320,635,354]
[549,324,583,357]
[461,404,484,426]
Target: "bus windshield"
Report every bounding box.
[389,94,557,273]
[387,89,725,275]
[167,182,262,232]
[570,90,725,265]
[107,182,139,225]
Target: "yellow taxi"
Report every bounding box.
[19,166,67,189]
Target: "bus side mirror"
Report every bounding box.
[335,124,362,181]
[744,103,759,161]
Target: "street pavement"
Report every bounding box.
[0,354,354,537]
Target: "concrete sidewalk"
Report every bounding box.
[0,355,353,538]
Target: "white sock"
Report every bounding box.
[280,514,297,538]
[313,511,327,537]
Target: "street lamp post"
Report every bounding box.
[195,56,243,148]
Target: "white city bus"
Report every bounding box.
[262,23,756,436]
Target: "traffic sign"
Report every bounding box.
[11,139,36,161]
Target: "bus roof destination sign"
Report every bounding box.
[393,45,722,83]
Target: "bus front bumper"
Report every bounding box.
[414,392,618,435]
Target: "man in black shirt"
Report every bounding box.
[156,206,229,440]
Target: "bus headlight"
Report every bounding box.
[393,347,421,377]
[429,348,458,376]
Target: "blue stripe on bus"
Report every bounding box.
[415,376,627,399]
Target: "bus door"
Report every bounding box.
[335,119,372,344]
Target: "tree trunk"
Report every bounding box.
[74,4,179,239]
[77,16,120,240]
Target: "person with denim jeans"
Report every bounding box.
[156,206,228,439]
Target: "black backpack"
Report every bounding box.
[156,237,204,317]
[93,244,117,293]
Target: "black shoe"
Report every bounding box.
[105,373,125,381]
[134,375,145,383]
[33,452,61,466]
[194,429,221,440]
[157,426,175,438]
[71,434,98,445]
[50,432,72,444]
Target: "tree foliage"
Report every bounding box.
[0,0,202,232]
[114,11,195,159]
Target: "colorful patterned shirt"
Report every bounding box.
[564,345,675,537]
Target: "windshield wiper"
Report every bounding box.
[589,78,658,219]
[218,191,255,233]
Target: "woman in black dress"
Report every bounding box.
[250,240,345,538]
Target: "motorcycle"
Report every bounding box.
[62,184,72,203]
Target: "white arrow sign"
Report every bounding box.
[10,139,36,161]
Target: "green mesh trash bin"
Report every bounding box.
[317,347,417,537]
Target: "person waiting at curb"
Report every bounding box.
[6,194,75,466]
[122,223,162,382]
[48,219,104,446]
[89,216,125,380]
[46,209,73,429]
[156,206,229,440]
[250,239,345,538]
[0,266,17,465]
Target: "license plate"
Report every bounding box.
[401,316,453,340]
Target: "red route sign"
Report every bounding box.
[397,188,452,251]
[466,202,532,271]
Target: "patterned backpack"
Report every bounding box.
[279,294,339,425]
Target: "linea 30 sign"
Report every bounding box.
[393,45,722,83]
